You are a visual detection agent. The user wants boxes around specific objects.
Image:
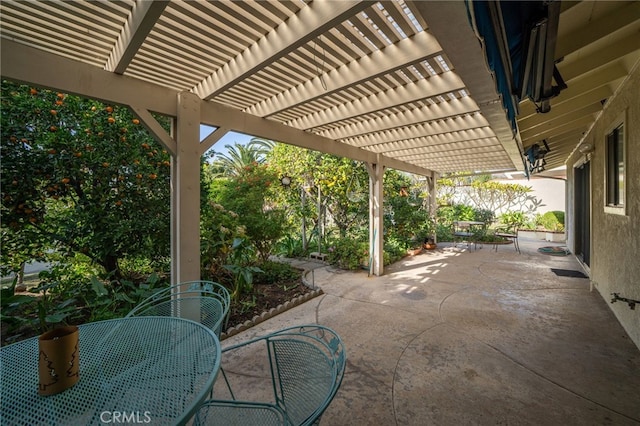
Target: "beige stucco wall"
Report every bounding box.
[566,61,640,349]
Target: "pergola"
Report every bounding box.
[2,1,638,280]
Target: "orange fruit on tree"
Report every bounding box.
[105,106,113,113]
[49,125,57,132]
[61,178,70,184]
[107,117,115,124]
[50,109,57,115]
[74,152,82,157]
[102,162,109,168]
[132,118,140,125]
[29,88,37,95]
[149,173,157,180]
[55,100,63,106]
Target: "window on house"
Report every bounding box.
[606,123,624,208]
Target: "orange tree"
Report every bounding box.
[267,144,369,240]
[1,81,171,282]
[209,161,286,263]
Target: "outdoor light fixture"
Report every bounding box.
[578,143,594,154]
[280,176,292,187]
[524,139,551,174]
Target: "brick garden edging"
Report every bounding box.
[220,268,324,340]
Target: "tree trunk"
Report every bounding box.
[101,255,122,281]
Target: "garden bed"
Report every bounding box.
[1,265,316,346]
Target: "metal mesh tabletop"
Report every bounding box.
[1,317,221,426]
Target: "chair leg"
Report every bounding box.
[513,237,520,254]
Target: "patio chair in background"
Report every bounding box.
[493,227,521,254]
[195,324,346,426]
[126,280,230,337]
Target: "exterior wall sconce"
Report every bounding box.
[578,143,594,154]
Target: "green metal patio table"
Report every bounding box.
[0,316,221,425]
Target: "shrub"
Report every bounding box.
[275,235,306,258]
[384,237,408,264]
[537,211,565,231]
[326,238,368,270]
[499,211,527,232]
[258,260,300,285]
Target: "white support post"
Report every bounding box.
[429,172,438,243]
[172,92,202,286]
[366,157,385,276]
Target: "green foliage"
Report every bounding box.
[1,81,171,280]
[275,235,306,258]
[208,139,274,178]
[474,209,495,224]
[326,238,369,270]
[383,170,433,247]
[435,204,495,241]
[499,211,527,232]
[212,163,286,262]
[1,260,165,334]
[266,144,369,241]
[437,204,476,227]
[383,237,410,263]
[200,201,246,279]
[220,238,263,301]
[536,211,565,231]
[257,261,300,285]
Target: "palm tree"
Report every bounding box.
[210,138,275,177]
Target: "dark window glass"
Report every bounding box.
[606,124,624,207]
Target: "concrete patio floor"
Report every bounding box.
[216,238,640,425]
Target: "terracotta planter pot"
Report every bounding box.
[38,325,80,395]
[407,247,423,256]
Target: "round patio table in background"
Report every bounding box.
[1,316,220,425]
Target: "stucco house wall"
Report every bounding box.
[566,61,640,349]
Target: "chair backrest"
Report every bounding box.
[126,281,230,336]
[266,325,346,426]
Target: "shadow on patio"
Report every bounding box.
[217,237,640,425]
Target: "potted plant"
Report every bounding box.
[423,237,437,250]
[420,216,437,250]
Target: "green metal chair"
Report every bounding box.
[194,324,346,426]
[126,280,230,337]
